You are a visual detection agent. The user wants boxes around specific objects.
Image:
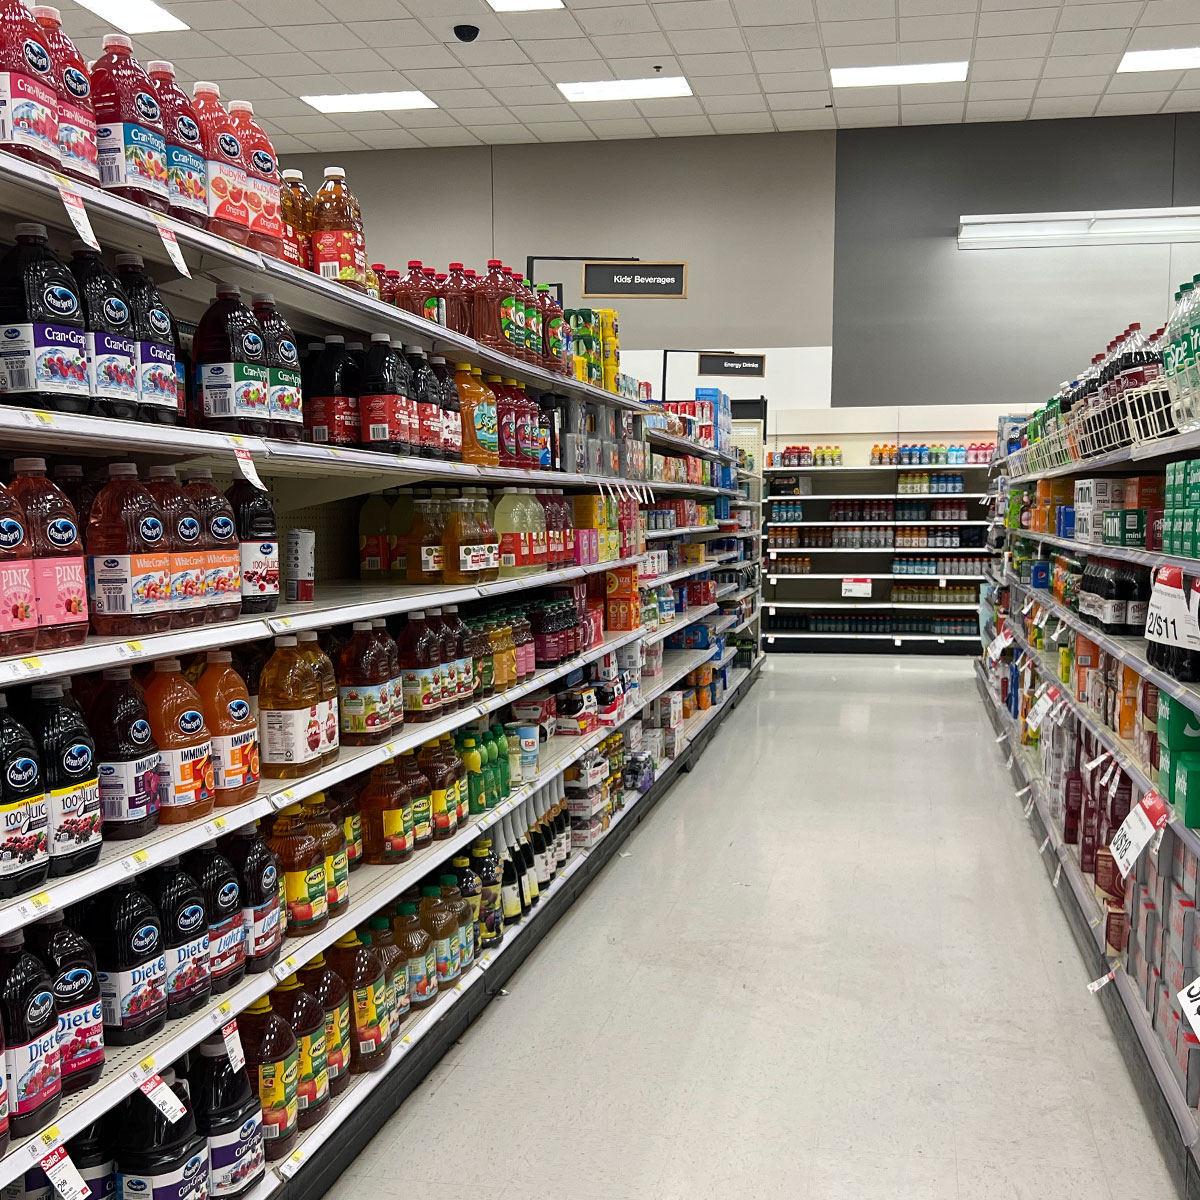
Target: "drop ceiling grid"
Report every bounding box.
[51,0,1200,148]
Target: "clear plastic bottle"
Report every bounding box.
[191,81,249,244]
[145,464,206,629]
[147,60,206,229]
[196,651,259,807]
[258,636,321,779]
[115,253,180,425]
[228,101,283,259]
[181,467,240,625]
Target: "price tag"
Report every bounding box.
[139,1073,185,1122]
[995,732,1007,744]
[1178,976,1200,1037]
[1051,699,1069,724]
[233,447,266,491]
[21,656,42,673]
[1023,795,1035,819]
[1038,834,1051,854]
[204,815,227,837]
[279,1150,306,1180]
[1022,595,1035,615]
[1051,621,1069,643]
[273,954,299,981]
[272,789,296,811]
[124,640,144,655]
[120,849,150,874]
[40,1145,89,1200]
[986,627,1013,661]
[1087,964,1118,993]
[1006,752,1014,769]
[841,577,871,598]
[1016,785,1031,799]
[1026,689,1056,732]
[1085,750,1111,771]
[1035,606,1050,629]
[55,180,98,249]
[221,1019,245,1071]
[152,215,191,278]
[36,1125,61,1154]
[1100,760,1118,788]
[1110,789,1171,878]
[16,891,53,921]
[1053,862,1063,888]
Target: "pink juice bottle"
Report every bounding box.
[229,101,282,260]
[191,82,249,245]
[90,35,167,213]
[147,61,206,230]
[31,7,95,186]
[0,0,58,171]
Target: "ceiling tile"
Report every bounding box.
[678,50,754,73]
[981,0,1058,8]
[216,77,290,101]
[449,40,531,66]
[1055,2,1142,31]
[1107,69,1183,92]
[131,31,223,57]
[238,52,321,76]
[403,66,480,88]
[700,92,768,111]
[272,135,314,154]
[689,72,764,94]
[900,100,962,121]
[356,129,424,149]
[751,48,826,72]
[1163,89,1200,111]
[1050,29,1132,54]
[759,69,829,90]
[898,38,972,60]
[635,95,704,115]
[608,55,684,76]
[653,0,737,29]
[966,98,1034,119]
[667,27,746,52]
[422,88,497,108]
[816,0,895,17]
[743,23,820,49]
[465,125,534,142]
[732,0,817,21]
[381,108,462,126]
[1126,24,1200,50]
[585,117,656,137]
[897,12,974,39]
[898,81,966,102]
[444,108,521,125]
[526,120,597,140]
[821,19,898,46]
[313,49,395,73]
[497,10,585,38]
[249,98,315,118]
[590,31,674,55]
[489,84,563,105]
[834,84,899,105]
[240,0,333,23]
[518,38,600,61]
[575,5,660,35]
[1037,74,1109,95]
[766,89,831,109]
[411,127,482,146]
[279,24,366,52]
[836,104,899,125]
[346,19,436,46]
[262,73,339,95]
[773,108,836,127]
[1095,91,1170,113]
[969,57,1046,80]
[539,60,616,82]
[372,45,461,69]
[975,33,1052,59]
[709,111,776,131]
[969,78,1038,100]
[1142,0,1200,23]
[334,71,415,92]
[168,1,261,29]
[1040,52,1121,75]
[470,64,546,86]
[272,114,339,134]
[824,43,899,67]
[326,111,401,131]
[898,0,974,12]
[552,99,642,117]
[508,102,575,121]
[646,114,716,133]
[1178,68,1200,87]
[320,0,415,17]
[977,8,1056,36]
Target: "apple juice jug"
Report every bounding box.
[85,462,171,638]
[90,666,159,841]
[196,651,258,807]
[311,167,366,292]
[226,478,278,614]
[237,995,297,1161]
[91,35,168,211]
[181,467,240,624]
[89,880,165,1045]
[145,465,206,629]
[391,902,434,1011]
[68,244,136,421]
[358,759,410,867]
[267,804,326,937]
[269,975,327,1130]
[364,917,406,1034]
[143,658,214,824]
[144,858,210,1018]
[418,884,458,988]
[114,1066,207,1200]
[229,101,282,259]
[324,933,389,1073]
[250,293,302,440]
[0,694,45,895]
[33,7,95,185]
[258,637,321,779]
[279,169,312,271]
[114,253,180,424]
[336,621,390,747]
[219,822,280,973]
[188,1032,265,1200]
[398,611,442,725]
[329,778,363,872]
[0,0,58,170]
[191,81,248,244]
[300,796,347,918]
[182,842,244,994]
[146,61,206,229]
[0,928,60,1137]
[296,632,338,767]
[193,285,268,436]
[296,954,349,1097]
[0,484,36,656]
[440,872,474,972]
[420,741,456,841]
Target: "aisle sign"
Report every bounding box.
[582,260,687,298]
[841,577,871,598]
[1145,565,1200,649]
[1110,789,1171,878]
[698,352,765,377]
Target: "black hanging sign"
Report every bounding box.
[697,352,766,376]
[581,261,688,298]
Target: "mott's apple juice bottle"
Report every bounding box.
[296,954,349,1097]
[0,223,87,412]
[269,975,327,1129]
[145,464,206,629]
[251,293,302,440]
[324,933,388,1073]
[68,244,137,422]
[266,804,326,937]
[115,253,180,425]
[147,61,206,229]
[191,81,249,244]
[0,483,37,655]
[0,928,60,1137]
[10,458,87,649]
[89,879,166,1045]
[0,0,57,170]
[32,7,95,185]
[228,101,282,259]
[311,167,366,292]
[193,285,268,436]
[143,658,215,825]
[238,994,297,1161]
[0,694,45,897]
[279,169,312,271]
[90,666,159,841]
[91,35,167,212]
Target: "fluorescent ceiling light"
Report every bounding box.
[71,0,186,33]
[830,61,968,88]
[486,0,564,10]
[959,206,1200,249]
[558,76,692,102]
[301,91,437,114]
[1119,47,1200,72]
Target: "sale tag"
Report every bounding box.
[1039,834,1051,854]
[1023,795,1035,819]
[986,627,1013,661]
[56,185,98,250]
[1178,975,1200,1038]
[1026,691,1055,732]
[1085,751,1112,771]
[221,1019,245,1072]
[995,731,1007,744]
[1016,785,1031,799]
[139,1073,185,1122]
[1051,621,1069,643]
[1101,760,1118,788]
[1110,789,1171,877]
[1145,565,1200,649]
[1053,862,1063,888]
[120,848,150,874]
[233,447,266,491]
[40,1145,89,1200]
[1021,595,1035,615]
[1035,606,1050,629]
[152,216,191,278]
[841,577,871,598]
[1087,964,1118,993]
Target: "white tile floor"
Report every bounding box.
[322,655,1180,1199]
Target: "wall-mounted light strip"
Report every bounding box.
[958,207,1200,249]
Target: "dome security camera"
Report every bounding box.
[454,24,480,42]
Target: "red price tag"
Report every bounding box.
[40,1146,89,1200]
[57,187,97,250]
[139,1073,186,1122]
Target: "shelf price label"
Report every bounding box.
[1110,789,1171,878]
[221,1019,245,1071]
[152,215,191,278]
[53,176,98,250]
[139,1072,186,1122]
[1025,684,1059,732]
[279,1150,307,1180]
[986,626,1013,661]
[232,447,266,491]
[1145,566,1200,649]
[120,849,150,874]
[40,1145,89,1200]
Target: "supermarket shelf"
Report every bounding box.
[713,645,738,670]
[766,632,977,642]
[764,546,991,554]
[1004,427,1200,484]
[768,573,988,582]
[645,427,733,464]
[767,600,980,611]
[733,529,762,539]
[764,463,990,473]
[724,585,758,604]
[708,614,738,636]
[639,645,724,709]
[729,610,759,635]
[715,582,738,599]
[641,603,719,645]
[736,466,757,479]
[730,499,762,508]
[1007,527,1197,573]
[766,520,989,528]
[772,492,989,501]
[648,559,729,589]
[644,523,720,540]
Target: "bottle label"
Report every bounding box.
[342,810,362,864]
[205,544,240,609]
[0,789,45,877]
[405,952,431,1006]
[430,787,454,834]
[99,954,166,1030]
[259,706,321,765]
[305,394,359,445]
[138,341,179,411]
[380,806,408,857]
[422,296,438,323]
[454,655,472,702]
[499,408,518,460]
[0,70,58,163]
[242,896,281,960]
[392,969,409,1022]
[474,399,498,456]
[527,309,542,356]
[392,393,413,448]
[88,551,171,618]
[29,554,86,630]
[419,544,443,573]
[117,1152,209,1200]
[499,532,522,569]
[442,408,462,455]
[338,682,387,737]
[211,727,258,793]
[1098,599,1127,626]
[283,864,327,930]
[417,401,441,450]
[204,159,249,229]
[96,121,167,199]
[257,1046,299,1143]
[360,393,395,446]
[359,532,386,573]
[0,323,87,398]
[207,1112,265,1198]
[480,882,501,942]
[246,175,282,240]
[239,539,279,600]
[80,1160,113,1200]
[283,222,309,270]
[99,751,161,825]
[547,316,564,359]
[484,541,499,570]
[5,1021,59,1116]
[48,776,100,858]
[440,658,457,705]
[208,911,245,980]
[351,978,389,1053]
[200,361,268,422]
[311,229,367,288]
[57,997,104,1082]
[501,879,521,920]
[164,929,210,1004]
[170,548,207,612]
[433,934,458,983]
[86,331,137,405]
[500,295,518,346]
[156,741,213,809]
[268,366,302,426]
[164,142,206,218]
[411,792,431,843]
[325,848,348,906]
[296,1028,328,1112]
[0,557,34,637]
[324,997,350,1082]
[388,535,406,576]
[402,666,441,715]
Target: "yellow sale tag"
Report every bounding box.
[32,411,53,425]
[21,657,41,670]
[210,816,226,831]
[401,1036,412,1045]
[229,436,245,447]
[39,1125,60,1147]
[132,849,149,864]
[126,640,143,652]
[139,1055,155,1073]
[283,955,297,973]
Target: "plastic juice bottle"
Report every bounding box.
[470,839,502,947]
[280,170,314,272]
[391,902,433,1011]
[228,100,282,259]
[405,499,443,585]
[227,478,278,615]
[48,465,94,533]
[0,0,59,170]
[187,1032,266,1200]
[419,741,456,841]
[113,1066,206,1200]
[269,975,327,1130]
[143,858,210,1018]
[365,917,406,1033]
[91,35,167,211]
[237,994,297,1160]
[305,334,358,447]
[391,339,415,454]
[371,619,402,731]
[405,346,442,459]
[193,285,268,436]
[442,263,471,334]
[142,658,214,824]
[0,484,36,657]
[491,376,517,467]
[87,880,165,1046]
[467,490,498,581]
[0,694,45,896]
[358,333,400,453]
[425,608,457,712]
[471,259,503,350]
[418,884,458,987]
[114,253,179,424]
[144,465,205,629]
[438,734,467,828]
[455,363,490,466]
[0,223,87,412]
[398,611,442,725]
[336,621,389,746]
[426,270,444,325]
[250,293,302,441]
[499,269,524,360]
[452,854,482,956]
[324,933,390,1072]
[219,822,280,973]
[439,874,472,972]
[258,636,320,779]
[297,632,338,767]
[190,81,248,243]
[536,284,561,373]
[296,954,349,1098]
[88,666,158,841]
[182,842,244,994]
[358,760,409,866]
[180,467,240,625]
[67,244,136,421]
[329,780,362,872]
[439,497,478,587]
[394,261,427,318]
[301,796,347,918]
[358,493,389,581]
[387,489,413,580]
[397,750,431,850]
[310,167,366,291]
[146,61,206,229]
[444,605,473,709]
[267,803,326,937]
[63,1120,112,1200]
[196,651,259,807]
[474,370,500,466]
[430,355,462,461]
[0,928,59,1138]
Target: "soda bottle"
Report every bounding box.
[0,928,59,1136]
[250,293,302,441]
[187,1032,265,1200]
[219,821,280,974]
[279,169,312,270]
[196,650,259,807]
[145,464,206,628]
[358,333,401,452]
[227,478,278,614]
[0,0,57,170]
[181,467,240,624]
[115,253,180,425]
[190,80,249,243]
[89,666,159,841]
[192,284,268,436]
[228,100,282,259]
[67,245,136,421]
[0,224,87,412]
[182,842,244,994]
[113,1066,207,1200]
[305,334,359,446]
[144,858,210,1018]
[87,880,166,1045]
[27,909,102,1095]
[0,693,44,895]
[295,954,349,1098]
[142,658,215,825]
[146,61,206,229]
[310,166,366,291]
[90,35,167,211]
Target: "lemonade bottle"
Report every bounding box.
[228,100,282,260]
[196,650,258,808]
[191,81,249,244]
[143,658,214,824]
[279,170,313,271]
[146,61,205,229]
[310,167,366,292]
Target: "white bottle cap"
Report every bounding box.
[274,635,297,647]
[371,332,390,343]
[147,61,173,75]
[183,467,212,481]
[147,464,176,479]
[251,293,274,306]
[12,457,45,472]
[206,650,231,663]
[298,630,317,642]
[31,682,63,699]
[102,667,132,680]
[108,462,138,477]
[193,80,220,96]
[281,169,303,181]
[325,334,345,345]
[102,34,132,50]
[154,658,181,671]
[229,100,253,114]
[14,223,46,239]
[352,620,372,630]
[324,166,345,178]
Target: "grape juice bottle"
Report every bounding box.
[188,1032,265,1200]
[0,928,60,1137]
[115,253,180,425]
[192,285,268,435]
[113,1067,207,1200]
[147,61,206,229]
[90,880,166,1045]
[89,666,159,841]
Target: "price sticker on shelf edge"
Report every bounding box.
[279,1151,306,1180]
[232,447,266,491]
[1110,789,1171,878]
[139,1073,186,1123]
[54,180,98,250]
[152,216,191,278]
[221,1019,245,1071]
[987,627,1013,661]
[841,577,871,599]
[1145,565,1200,650]
[40,1145,89,1200]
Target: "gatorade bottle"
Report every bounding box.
[115,253,180,425]
[0,928,60,1136]
[145,464,206,629]
[0,0,58,169]
[181,467,240,624]
[89,666,159,841]
[114,1067,207,1200]
[226,478,278,615]
[90,35,168,211]
[219,822,280,974]
[0,224,88,412]
[191,81,249,244]
[147,61,206,229]
[192,285,268,436]
[229,101,283,259]
[187,1032,265,1200]
[89,880,166,1045]
[182,842,244,994]
[144,858,210,1018]
[68,244,137,421]
[0,484,36,656]
[0,694,45,896]
[250,294,302,440]
[196,650,258,807]
[142,658,215,825]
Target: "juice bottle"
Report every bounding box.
[444,605,473,709]
[469,490,499,581]
[267,803,326,936]
[329,778,363,872]
[324,933,389,1072]
[455,363,490,466]
[196,651,259,807]
[89,666,159,841]
[492,488,525,580]
[219,821,281,974]
[470,839,502,948]
[191,81,249,243]
[387,488,412,580]
[0,224,88,412]
[143,658,215,824]
[85,462,170,637]
[406,346,443,459]
[310,167,366,292]
[68,244,137,421]
[425,608,457,713]
[439,873,473,972]
[398,611,442,725]
[440,497,479,587]
[0,0,58,170]
[49,464,95,531]
[187,1032,266,1200]
[430,356,462,461]
[0,927,58,1137]
[258,636,321,779]
[0,694,45,896]
[88,880,165,1046]
[145,465,206,629]
[517,383,540,468]
[91,35,168,211]
[394,261,428,317]
[181,467,240,625]
[269,975,328,1129]
[358,333,401,453]
[358,493,389,581]
[301,796,348,918]
[228,101,283,259]
[305,334,359,447]
[64,1120,113,1200]
[114,1066,207,1200]
[280,170,313,272]
[144,858,210,1018]
[442,263,471,334]
[475,370,501,465]
[146,61,206,230]
[115,253,180,424]
[418,884,458,987]
[296,954,349,1098]
[0,484,35,656]
[391,902,434,1011]
[439,734,466,828]
[27,680,99,875]
[250,293,302,441]
[27,910,101,1095]
[365,917,406,1033]
[297,632,338,767]
[192,285,268,436]
[359,759,410,866]
[417,741,454,841]
[397,750,431,851]
[336,620,390,746]
[227,478,278,614]
[183,842,244,994]
[371,619,402,730]
[404,499,442,585]
[237,994,297,1161]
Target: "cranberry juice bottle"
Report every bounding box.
[0,928,60,1137]
[0,483,37,656]
[182,842,245,994]
[358,333,401,452]
[89,665,160,841]
[115,253,180,425]
[305,334,359,447]
[226,479,278,614]
[181,467,240,624]
[0,0,57,170]
[147,61,206,229]
[0,694,45,896]
[89,880,166,1045]
[69,245,137,422]
[191,81,249,244]
[187,1032,265,1200]
[33,7,96,185]
[144,858,210,1019]
[192,285,268,436]
[250,293,302,441]
[229,101,283,259]
[219,822,281,974]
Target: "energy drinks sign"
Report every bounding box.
[581,261,687,299]
[1145,565,1200,649]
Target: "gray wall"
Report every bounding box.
[831,114,1200,410]
[285,131,836,353]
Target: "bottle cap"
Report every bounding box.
[229,100,253,113]
[325,334,345,345]
[53,464,83,481]
[206,650,231,663]
[31,682,63,698]
[281,169,303,181]
[324,166,345,178]
[427,607,441,617]
[146,60,173,75]
[14,223,46,239]
[352,620,372,630]
[455,361,471,371]
[274,635,297,646]
[183,466,212,482]
[13,457,45,472]
[147,464,176,479]
[102,33,132,50]
[488,258,502,268]
[251,293,274,306]
[421,885,440,898]
[298,630,318,642]
[370,618,385,627]
[192,80,220,96]
[367,916,389,931]
[408,611,423,620]
[31,7,61,22]
[102,666,132,680]
[404,344,423,355]
[371,332,390,343]
[107,462,137,478]
[155,658,181,671]
[439,874,458,888]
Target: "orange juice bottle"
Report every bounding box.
[455,363,497,466]
[258,635,321,779]
[143,658,215,825]
[196,650,259,807]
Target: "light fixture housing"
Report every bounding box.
[486,0,564,10]
[301,91,438,114]
[1118,47,1200,72]
[71,0,187,33]
[958,207,1200,249]
[557,76,693,102]
[830,61,969,88]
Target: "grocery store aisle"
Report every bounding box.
[323,656,1176,1200]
